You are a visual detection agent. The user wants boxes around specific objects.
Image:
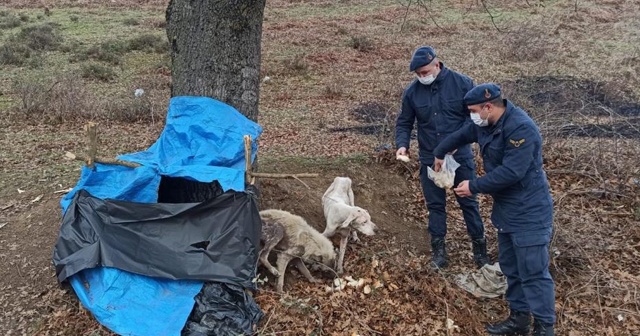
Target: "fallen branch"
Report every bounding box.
[65,152,142,168]
[480,0,502,32]
[249,172,319,179]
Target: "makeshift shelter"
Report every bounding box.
[53,96,266,335]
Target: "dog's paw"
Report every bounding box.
[270,267,280,276]
[350,233,361,243]
[309,278,323,284]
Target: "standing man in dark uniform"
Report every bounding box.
[433,83,555,336]
[395,45,490,269]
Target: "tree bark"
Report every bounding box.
[164,0,265,202]
[166,0,266,122]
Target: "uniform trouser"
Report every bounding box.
[419,159,484,240]
[498,227,556,325]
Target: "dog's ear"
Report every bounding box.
[339,212,356,228]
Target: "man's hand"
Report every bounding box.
[454,180,472,197]
[433,157,444,172]
[396,147,411,162]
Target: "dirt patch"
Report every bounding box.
[258,156,428,254]
[0,195,63,333]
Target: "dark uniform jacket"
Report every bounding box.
[395,63,475,164]
[434,100,554,233]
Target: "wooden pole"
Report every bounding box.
[244,135,254,185]
[84,122,97,169]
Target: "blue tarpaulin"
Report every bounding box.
[56,96,263,336]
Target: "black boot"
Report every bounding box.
[485,310,531,336]
[532,319,554,336]
[430,238,448,269]
[472,236,491,268]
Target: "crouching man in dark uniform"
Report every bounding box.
[433,83,555,336]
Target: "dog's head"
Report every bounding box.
[347,207,377,236]
[308,249,337,272]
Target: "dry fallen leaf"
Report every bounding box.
[371,258,379,269]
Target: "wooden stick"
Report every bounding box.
[84,122,98,168]
[66,152,141,168]
[244,135,253,185]
[249,173,318,178]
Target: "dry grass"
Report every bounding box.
[0,0,639,335]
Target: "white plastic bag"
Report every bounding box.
[427,154,461,189]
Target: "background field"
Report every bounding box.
[0,0,639,335]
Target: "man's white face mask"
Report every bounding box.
[470,110,489,127]
[418,74,436,85]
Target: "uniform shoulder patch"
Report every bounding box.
[509,138,525,147]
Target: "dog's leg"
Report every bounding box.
[293,258,321,283]
[336,233,349,275]
[275,252,294,293]
[350,230,360,242]
[259,222,284,276]
[259,246,279,277]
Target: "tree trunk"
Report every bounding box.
[164,0,265,202]
[165,0,266,122]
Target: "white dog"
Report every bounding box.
[321,177,377,274]
[258,209,336,293]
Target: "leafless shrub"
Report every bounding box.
[0,12,22,29]
[80,63,117,82]
[323,81,344,98]
[18,23,63,51]
[122,18,139,26]
[498,20,554,63]
[282,53,309,75]
[142,18,166,29]
[127,33,168,53]
[10,73,166,124]
[348,35,374,52]
[102,94,164,124]
[12,74,94,124]
[0,43,31,65]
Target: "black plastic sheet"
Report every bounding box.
[182,282,264,336]
[53,189,261,289]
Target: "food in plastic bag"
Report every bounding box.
[427,154,461,189]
